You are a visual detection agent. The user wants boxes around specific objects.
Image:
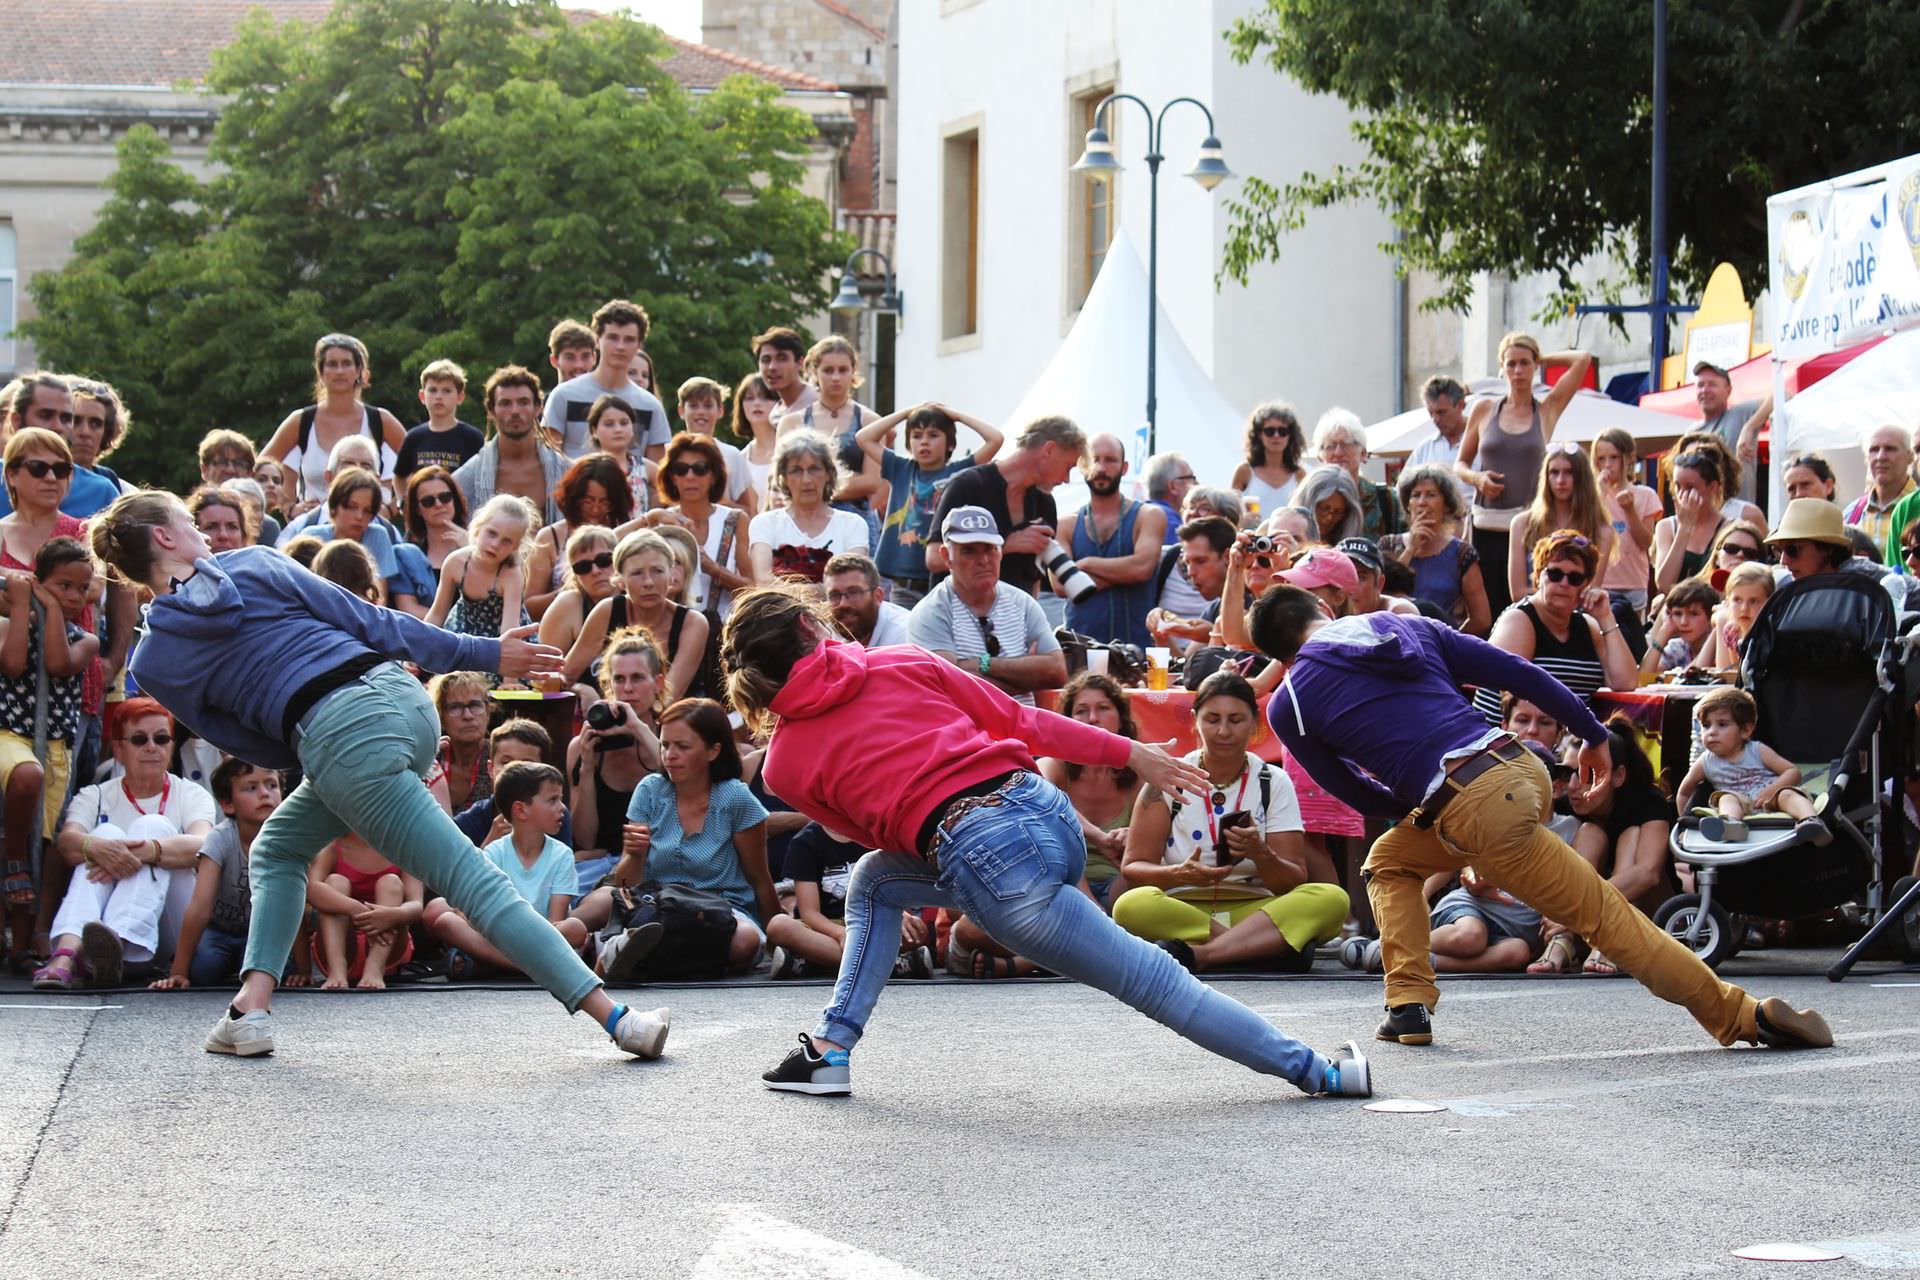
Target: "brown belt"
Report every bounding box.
[1413,736,1528,829]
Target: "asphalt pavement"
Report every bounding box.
[3,959,1918,1279]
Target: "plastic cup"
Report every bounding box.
[1086,649,1110,676]
[1145,646,1171,691]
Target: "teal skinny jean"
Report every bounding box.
[240,663,601,1011]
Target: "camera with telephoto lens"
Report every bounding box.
[585,699,636,753]
[1041,541,1099,605]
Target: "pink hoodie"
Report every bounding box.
[763,640,1132,855]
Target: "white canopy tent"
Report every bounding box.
[1773,324,1920,506]
[1367,379,1701,457]
[1005,226,1244,514]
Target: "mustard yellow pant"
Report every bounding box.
[1366,752,1758,1045]
[1112,882,1349,952]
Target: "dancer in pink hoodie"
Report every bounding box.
[724,583,1373,1099]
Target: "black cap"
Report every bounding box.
[1336,536,1383,574]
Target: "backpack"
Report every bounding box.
[297,404,384,457]
[602,880,737,980]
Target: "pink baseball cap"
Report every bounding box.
[1278,547,1360,593]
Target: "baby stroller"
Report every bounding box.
[1658,573,1920,973]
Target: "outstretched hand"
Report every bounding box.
[498,624,564,681]
[1129,739,1210,804]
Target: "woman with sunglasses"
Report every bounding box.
[402,465,470,584]
[538,525,617,698]
[35,698,217,988]
[524,453,634,622]
[1690,520,1768,586]
[659,432,751,620]
[1232,402,1308,518]
[1505,442,1615,605]
[1475,529,1635,724]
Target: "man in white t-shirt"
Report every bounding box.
[825,553,912,647]
[1407,376,1476,507]
[907,506,1065,706]
[542,299,673,460]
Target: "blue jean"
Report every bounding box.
[813,774,1331,1092]
[241,663,601,1011]
[190,924,247,986]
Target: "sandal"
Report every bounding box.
[1527,933,1579,974]
[31,947,82,991]
[4,866,33,908]
[1583,949,1620,976]
[445,948,478,982]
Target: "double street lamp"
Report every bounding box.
[1072,94,1232,454]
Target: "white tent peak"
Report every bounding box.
[1004,225,1245,508]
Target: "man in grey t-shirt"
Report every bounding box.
[541,299,674,459]
[1693,361,1771,503]
[908,506,1065,706]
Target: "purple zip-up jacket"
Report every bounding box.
[1267,612,1607,819]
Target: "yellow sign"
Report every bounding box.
[1662,261,1769,390]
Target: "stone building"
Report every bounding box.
[0,0,858,375]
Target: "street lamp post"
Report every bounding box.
[1073,95,1232,455]
[830,248,904,412]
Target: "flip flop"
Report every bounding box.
[1527,933,1579,974]
[1583,949,1620,976]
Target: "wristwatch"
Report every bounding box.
[977,653,993,677]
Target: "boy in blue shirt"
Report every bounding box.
[425,761,589,976]
[856,402,1003,609]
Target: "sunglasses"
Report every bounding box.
[571,551,615,576]
[1719,542,1761,560]
[416,490,456,508]
[123,732,173,747]
[668,460,711,477]
[11,459,73,480]
[974,615,1002,657]
[1541,566,1589,586]
[1773,541,1813,558]
[1904,543,1920,563]
[1259,425,1290,438]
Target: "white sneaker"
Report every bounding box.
[612,1005,671,1059]
[205,1008,275,1057]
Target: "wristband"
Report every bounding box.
[976,653,993,677]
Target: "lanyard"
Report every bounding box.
[122,775,170,817]
[1201,761,1252,853]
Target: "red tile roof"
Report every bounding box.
[0,0,839,93]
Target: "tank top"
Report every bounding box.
[592,758,636,856]
[1701,738,1778,801]
[1472,599,1605,723]
[1240,469,1298,519]
[1677,516,1730,582]
[1391,535,1472,621]
[1473,398,1546,529]
[1065,500,1152,648]
[291,404,392,502]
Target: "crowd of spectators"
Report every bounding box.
[4,311,1915,992]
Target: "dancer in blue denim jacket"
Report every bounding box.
[91,490,669,1061]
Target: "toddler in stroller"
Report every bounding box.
[1676,686,1830,846]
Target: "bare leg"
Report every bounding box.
[1435,938,1533,972]
[354,873,405,990]
[1429,917,1490,959]
[318,874,353,990]
[430,907,520,973]
[726,920,761,973]
[570,886,614,931]
[952,915,1040,975]
[1191,911,1293,971]
[766,914,843,968]
[1775,790,1816,821]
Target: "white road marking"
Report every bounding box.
[0,1003,120,1011]
[1441,1048,1915,1115]
[692,1205,935,1280]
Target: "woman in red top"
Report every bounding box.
[723,584,1370,1099]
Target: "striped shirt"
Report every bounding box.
[906,579,1060,706]
[1473,600,1605,724]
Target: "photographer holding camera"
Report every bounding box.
[1060,432,1167,647]
[1112,670,1349,972]
[926,416,1086,593]
[565,628,665,897]
[907,506,1067,706]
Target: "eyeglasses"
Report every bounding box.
[1259,425,1289,438]
[1904,543,1920,563]
[1718,542,1761,560]
[571,551,615,576]
[1541,566,1589,586]
[10,459,73,480]
[827,586,872,604]
[974,615,1001,657]
[123,732,173,747]
[446,699,488,716]
[668,460,712,477]
[1175,472,1197,484]
[416,490,456,509]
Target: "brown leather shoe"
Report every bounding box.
[1754,996,1833,1048]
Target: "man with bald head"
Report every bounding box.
[1845,423,1916,556]
[1062,432,1167,646]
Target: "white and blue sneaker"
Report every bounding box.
[762,1032,852,1095]
[1317,1040,1372,1097]
[611,1005,671,1059]
[205,1008,275,1057]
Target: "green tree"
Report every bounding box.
[1220,1,1920,315]
[26,0,846,489]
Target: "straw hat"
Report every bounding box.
[1765,498,1850,547]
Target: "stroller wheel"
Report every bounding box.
[1654,894,1736,969]
[1891,875,1920,963]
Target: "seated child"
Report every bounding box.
[309,830,424,990]
[1703,561,1774,668]
[2,538,97,957]
[152,759,307,990]
[425,761,589,979]
[1640,579,1721,675]
[765,822,933,980]
[1678,686,1829,844]
[452,718,576,856]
